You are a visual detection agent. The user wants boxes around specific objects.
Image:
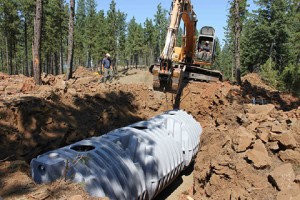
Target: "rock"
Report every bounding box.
[91,88,97,92]
[246,121,259,132]
[41,73,56,85]
[268,163,295,191]
[295,175,300,183]
[246,140,271,169]
[278,132,297,149]
[5,84,23,95]
[212,164,236,179]
[246,104,275,115]
[276,183,300,200]
[0,85,6,91]
[69,195,84,200]
[67,88,77,96]
[245,104,275,122]
[278,150,300,164]
[271,123,284,133]
[270,132,297,149]
[237,114,248,125]
[256,128,269,143]
[21,79,35,93]
[286,118,297,126]
[54,79,67,90]
[268,141,279,151]
[232,126,255,153]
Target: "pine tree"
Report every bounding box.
[106,0,117,57]
[94,10,107,67]
[126,17,145,67]
[33,0,43,85]
[228,0,247,84]
[115,10,127,68]
[144,18,155,65]
[281,0,300,95]
[154,3,168,60]
[19,0,35,76]
[66,0,75,80]
[74,0,86,66]
[43,0,68,75]
[0,0,20,75]
[220,42,234,80]
[85,0,97,68]
[213,37,222,70]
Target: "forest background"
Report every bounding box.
[0,0,299,95]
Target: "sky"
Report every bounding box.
[95,0,257,46]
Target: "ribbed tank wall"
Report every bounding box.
[31,110,202,200]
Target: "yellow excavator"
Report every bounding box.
[150,0,222,93]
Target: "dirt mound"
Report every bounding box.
[0,69,299,199]
[242,73,276,92]
[240,73,300,111]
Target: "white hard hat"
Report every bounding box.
[106,53,110,57]
[205,41,209,44]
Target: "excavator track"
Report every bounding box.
[184,64,223,82]
[150,62,222,94]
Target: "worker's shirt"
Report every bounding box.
[102,58,111,69]
[202,45,211,52]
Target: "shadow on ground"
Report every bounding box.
[236,80,300,111]
[0,90,144,163]
[154,162,194,200]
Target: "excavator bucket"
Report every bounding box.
[150,64,183,93]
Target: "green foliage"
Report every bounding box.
[259,58,278,87]
[0,0,20,74]
[223,0,299,95]
[281,63,300,95]
[154,3,168,60]
[126,17,144,65]
[84,0,97,67]
[74,0,86,66]
[144,18,155,65]
[176,26,183,47]
[212,37,222,70]
[219,42,234,80]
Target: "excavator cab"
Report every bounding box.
[194,26,216,66]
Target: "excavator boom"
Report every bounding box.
[150,0,222,93]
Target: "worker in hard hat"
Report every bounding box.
[197,41,212,62]
[100,53,113,83]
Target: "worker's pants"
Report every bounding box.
[198,51,211,62]
[102,68,113,82]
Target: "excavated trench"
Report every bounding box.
[1,68,300,199]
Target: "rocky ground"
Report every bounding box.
[0,67,299,199]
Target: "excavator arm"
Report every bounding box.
[152,0,197,92]
[150,0,222,94]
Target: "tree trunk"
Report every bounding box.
[54,52,59,75]
[234,0,242,85]
[66,0,75,80]
[9,39,13,75]
[5,37,9,74]
[1,46,3,72]
[45,53,49,74]
[50,53,54,74]
[24,15,29,76]
[33,0,43,85]
[60,28,64,74]
[13,42,18,74]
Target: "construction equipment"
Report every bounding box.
[150,0,222,93]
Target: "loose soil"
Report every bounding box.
[0,67,299,199]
